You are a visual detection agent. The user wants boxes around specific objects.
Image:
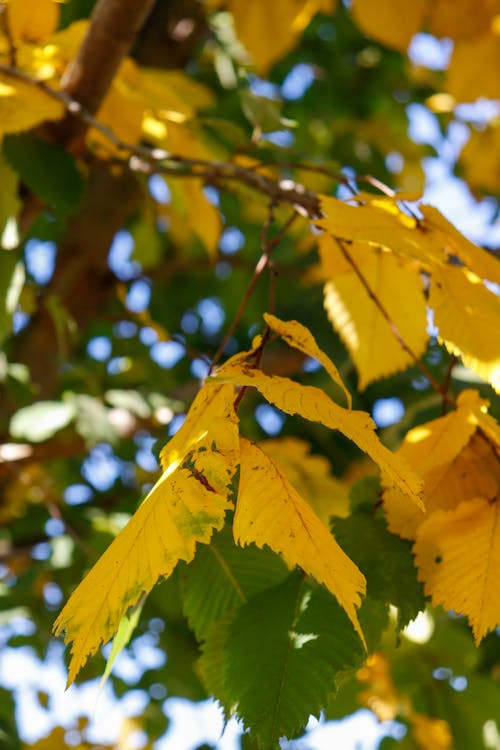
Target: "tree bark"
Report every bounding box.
[54,0,157,146]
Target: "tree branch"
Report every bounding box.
[54,0,156,145]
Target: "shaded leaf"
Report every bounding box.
[181,525,288,641]
[3,134,83,217]
[226,574,367,749]
[333,481,425,628]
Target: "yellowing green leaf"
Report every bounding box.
[259,437,350,523]
[7,0,59,44]
[0,77,64,137]
[429,264,500,392]
[351,0,426,51]
[236,438,366,643]
[212,364,423,504]
[414,498,500,643]
[263,312,352,407]
[53,466,232,685]
[319,234,427,388]
[160,383,239,479]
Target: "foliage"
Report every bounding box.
[1,0,499,748]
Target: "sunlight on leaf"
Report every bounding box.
[264,312,352,407]
[414,498,500,643]
[213,364,424,504]
[236,438,366,643]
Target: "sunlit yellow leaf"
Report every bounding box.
[160,383,239,479]
[421,205,500,287]
[414,497,500,643]
[263,312,352,407]
[236,438,366,643]
[459,118,500,195]
[383,390,500,539]
[351,0,426,51]
[212,364,423,504]
[53,466,232,685]
[259,437,350,523]
[446,31,500,102]
[0,76,64,137]
[317,195,444,269]
[54,382,238,684]
[429,264,500,392]
[217,0,337,73]
[7,0,59,44]
[319,234,428,388]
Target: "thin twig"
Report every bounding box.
[440,354,457,414]
[0,62,323,216]
[46,500,96,559]
[0,2,16,66]
[336,239,454,404]
[210,208,297,371]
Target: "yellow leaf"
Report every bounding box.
[459,118,500,195]
[410,711,453,750]
[160,383,239,477]
[446,31,500,102]
[212,364,424,504]
[55,383,238,684]
[421,205,500,287]
[317,195,444,269]
[259,437,350,523]
[263,312,352,407]
[414,497,500,643]
[219,0,337,73]
[53,466,232,685]
[319,234,428,388]
[236,438,366,643]
[383,390,500,539]
[0,76,64,137]
[428,0,498,41]
[177,178,221,259]
[351,0,426,51]
[7,0,59,44]
[429,264,500,392]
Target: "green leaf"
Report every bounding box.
[225,573,368,749]
[180,525,288,642]
[199,610,236,717]
[99,594,146,691]
[333,480,425,628]
[10,400,76,442]
[105,389,152,418]
[3,133,83,218]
